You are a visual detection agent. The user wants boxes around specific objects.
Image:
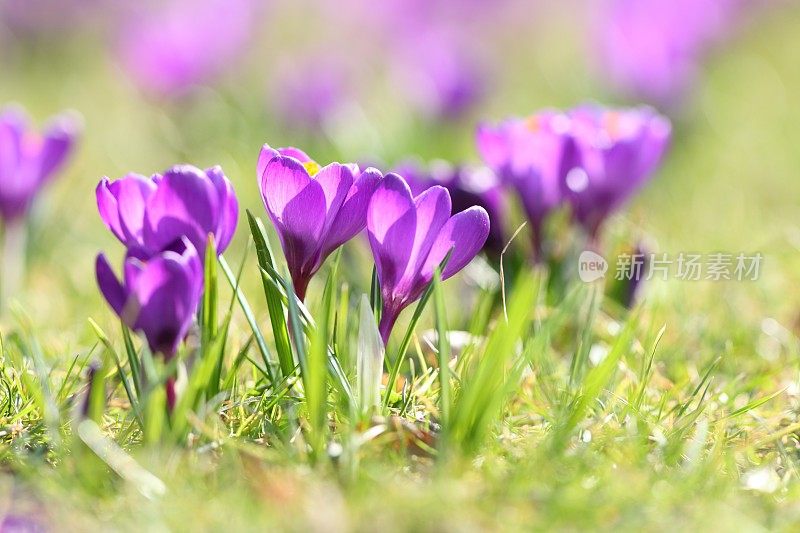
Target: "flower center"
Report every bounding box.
[302,161,321,176]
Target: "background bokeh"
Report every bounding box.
[1,0,800,370]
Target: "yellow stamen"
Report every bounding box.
[303,161,321,176]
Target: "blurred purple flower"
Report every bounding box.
[595,0,741,107]
[367,173,489,343]
[393,32,487,120]
[258,144,382,301]
[117,0,257,96]
[561,106,671,239]
[96,164,238,258]
[0,513,46,533]
[0,105,80,222]
[272,54,352,130]
[393,160,506,258]
[476,111,571,260]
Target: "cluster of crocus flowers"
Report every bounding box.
[95,164,238,406]
[392,160,505,258]
[478,105,671,258]
[258,145,490,344]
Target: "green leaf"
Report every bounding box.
[121,324,142,399]
[447,272,540,456]
[356,295,384,418]
[247,210,294,379]
[219,254,276,383]
[89,318,141,426]
[432,269,451,428]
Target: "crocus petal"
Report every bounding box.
[38,111,80,185]
[260,156,327,276]
[400,185,451,292]
[311,163,354,246]
[131,241,203,356]
[96,174,156,247]
[143,164,220,254]
[95,253,127,316]
[205,165,238,253]
[422,206,490,282]
[476,124,509,171]
[0,107,26,180]
[321,165,383,258]
[276,146,313,163]
[257,144,314,179]
[321,167,382,258]
[367,173,417,297]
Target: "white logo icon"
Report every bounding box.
[578,251,608,282]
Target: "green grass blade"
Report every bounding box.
[356,295,384,417]
[381,283,435,411]
[432,269,451,428]
[219,253,276,383]
[447,272,539,456]
[88,318,141,425]
[247,209,294,378]
[121,324,142,399]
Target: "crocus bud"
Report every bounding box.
[95,237,203,359]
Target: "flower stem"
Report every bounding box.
[378,306,399,346]
[1,219,27,314]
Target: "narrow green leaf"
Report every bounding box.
[568,287,599,388]
[89,318,141,425]
[432,269,451,427]
[370,266,382,322]
[121,323,142,399]
[247,210,294,378]
[357,295,384,417]
[447,272,539,455]
[219,254,275,383]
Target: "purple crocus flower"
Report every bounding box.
[476,111,571,260]
[96,164,238,258]
[595,0,741,107]
[393,160,506,258]
[560,106,671,240]
[0,105,80,222]
[96,238,203,408]
[367,173,490,343]
[117,0,257,96]
[258,144,382,301]
[96,238,202,357]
